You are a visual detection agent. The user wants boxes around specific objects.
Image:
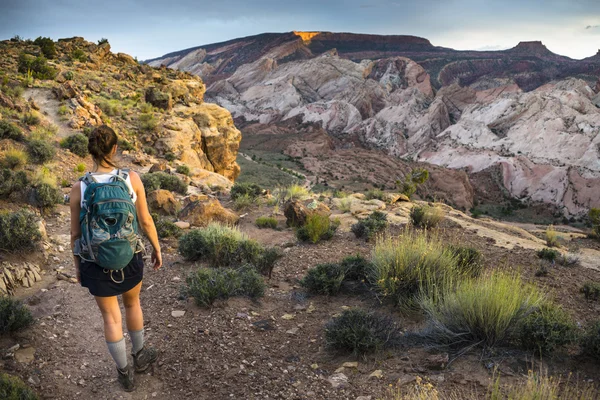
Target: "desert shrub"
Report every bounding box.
[233,193,255,211]
[176,164,190,176]
[98,38,109,45]
[421,271,545,347]
[71,48,87,62]
[30,125,57,141]
[18,53,57,80]
[0,297,34,333]
[57,104,69,116]
[256,216,278,229]
[164,152,176,162]
[581,282,600,301]
[22,113,40,126]
[141,172,187,194]
[410,204,444,228]
[371,230,462,306]
[60,133,89,157]
[582,320,600,361]
[118,139,135,151]
[0,209,42,252]
[340,255,372,281]
[143,146,157,156]
[325,309,400,355]
[179,224,278,274]
[351,210,388,240]
[365,188,385,201]
[296,214,340,244]
[138,113,158,132]
[518,303,577,355]
[254,247,283,277]
[558,253,580,267]
[74,163,86,173]
[537,248,559,262]
[231,182,263,200]
[63,71,74,81]
[34,36,56,58]
[545,225,559,247]
[0,169,29,199]
[338,198,352,213]
[446,245,484,278]
[96,99,123,117]
[397,168,429,199]
[185,265,265,307]
[301,263,346,295]
[27,139,55,164]
[2,148,28,169]
[0,372,38,400]
[152,213,182,239]
[590,208,600,240]
[29,182,63,210]
[0,121,25,141]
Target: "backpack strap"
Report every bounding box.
[80,172,98,186]
[110,168,134,199]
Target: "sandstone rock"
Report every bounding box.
[147,189,180,216]
[369,370,383,379]
[14,347,35,363]
[327,373,348,389]
[283,200,330,227]
[149,162,169,173]
[173,221,190,229]
[86,81,102,93]
[171,310,186,318]
[117,52,137,65]
[145,87,172,110]
[0,91,15,109]
[179,198,238,227]
[53,81,78,100]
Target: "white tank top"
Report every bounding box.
[80,169,137,207]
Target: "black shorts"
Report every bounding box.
[79,253,144,297]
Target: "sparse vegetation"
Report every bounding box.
[71,48,87,62]
[296,214,340,244]
[27,139,55,164]
[518,303,577,355]
[2,148,28,169]
[351,210,388,240]
[233,193,256,211]
[325,309,400,355]
[301,263,346,295]
[60,133,89,158]
[371,230,463,306]
[31,125,58,141]
[581,282,600,301]
[0,297,34,333]
[138,112,158,132]
[338,197,352,213]
[421,271,545,347]
[141,172,187,194]
[0,209,42,252]
[176,164,190,176]
[365,188,385,201]
[0,372,39,400]
[537,248,560,262]
[29,182,63,211]
[0,121,25,141]
[255,216,278,229]
[397,168,429,198]
[185,265,265,307]
[446,245,484,278]
[118,139,135,152]
[545,225,559,247]
[410,204,444,228]
[152,214,183,239]
[230,182,263,200]
[0,169,29,199]
[22,113,40,126]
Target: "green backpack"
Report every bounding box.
[75,169,142,272]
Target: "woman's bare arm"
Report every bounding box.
[130,171,162,269]
[69,182,82,281]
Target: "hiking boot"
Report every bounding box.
[117,364,135,392]
[133,346,158,373]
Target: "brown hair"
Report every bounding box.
[88,125,118,168]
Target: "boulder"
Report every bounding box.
[145,87,172,110]
[0,91,15,109]
[383,193,410,203]
[284,200,330,227]
[179,198,238,227]
[149,162,169,173]
[147,189,180,215]
[117,52,137,65]
[53,81,78,100]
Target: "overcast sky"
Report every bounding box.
[1,0,599,60]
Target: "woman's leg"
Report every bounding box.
[122,281,144,353]
[95,295,128,370]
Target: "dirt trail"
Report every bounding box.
[24,88,77,140]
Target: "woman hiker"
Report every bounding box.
[69,125,162,391]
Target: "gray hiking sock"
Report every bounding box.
[129,329,144,355]
[106,338,128,369]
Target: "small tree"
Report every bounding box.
[396,168,429,198]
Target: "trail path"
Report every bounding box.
[24,88,77,140]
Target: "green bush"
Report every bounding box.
[27,139,55,164]
[29,182,63,210]
[17,53,57,80]
[545,225,560,248]
[256,216,278,229]
[60,133,89,158]
[2,149,28,169]
[582,320,600,361]
[0,169,29,199]
[74,163,85,173]
[0,121,25,141]
[537,248,559,262]
[31,125,57,141]
[301,263,346,295]
[397,168,429,198]
[446,245,484,278]
[233,193,255,211]
[518,303,577,355]
[371,230,463,306]
[296,214,339,244]
[118,139,135,151]
[340,255,372,281]
[138,113,158,132]
[22,113,40,126]
[152,213,182,239]
[178,224,280,275]
[33,36,56,58]
[63,71,74,81]
[0,297,34,333]
[0,372,38,400]
[98,38,109,45]
[0,209,42,252]
[365,189,385,201]
[176,164,190,176]
[231,182,263,200]
[351,210,388,240]
[325,309,400,355]
[185,265,265,307]
[71,48,87,62]
[141,172,187,194]
[164,152,176,162]
[410,204,444,228]
[97,99,123,117]
[143,146,157,156]
[581,282,600,301]
[421,271,545,347]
